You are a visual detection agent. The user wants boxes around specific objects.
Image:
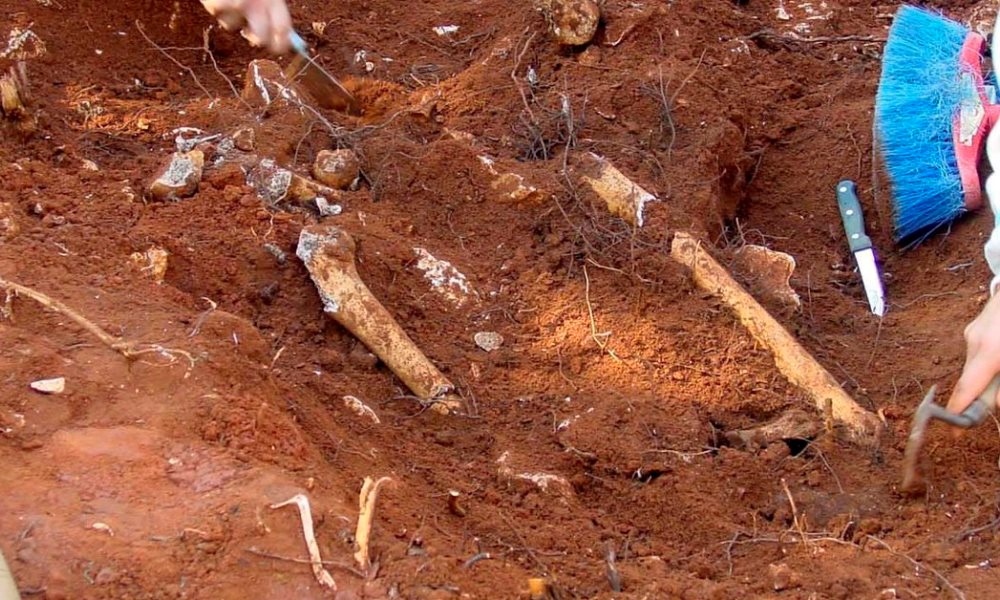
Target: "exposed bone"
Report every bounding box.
[731,245,801,310]
[270,494,337,590]
[671,232,882,443]
[343,395,380,424]
[724,409,819,450]
[477,155,549,203]
[297,225,462,413]
[496,451,573,497]
[354,476,392,572]
[129,246,169,283]
[577,153,658,227]
[0,63,29,119]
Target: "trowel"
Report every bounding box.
[213,10,361,115]
[901,374,1000,493]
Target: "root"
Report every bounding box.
[0,277,198,368]
[354,476,392,572]
[582,265,621,361]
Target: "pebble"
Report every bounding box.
[473,331,503,352]
[537,0,601,46]
[313,149,360,190]
[0,202,19,240]
[30,377,65,394]
[232,127,256,152]
[148,150,204,201]
[769,563,799,591]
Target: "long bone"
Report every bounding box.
[297,224,462,414]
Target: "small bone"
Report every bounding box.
[725,409,819,450]
[731,245,801,310]
[297,225,462,413]
[270,494,337,590]
[578,153,658,227]
[354,476,392,571]
[671,232,882,443]
[343,395,380,424]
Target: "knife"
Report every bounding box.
[213,10,361,115]
[836,179,886,316]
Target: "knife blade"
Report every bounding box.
[836,180,887,316]
[212,10,361,115]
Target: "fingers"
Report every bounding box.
[946,353,999,414]
[202,0,293,54]
[265,0,293,54]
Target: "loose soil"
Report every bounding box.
[4,0,1000,598]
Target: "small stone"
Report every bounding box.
[0,202,19,241]
[95,567,118,585]
[250,159,334,205]
[316,197,343,217]
[148,150,204,201]
[241,59,304,111]
[232,127,256,152]
[474,331,503,352]
[30,377,65,395]
[129,246,169,283]
[313,149,360,190]
[769,563,799,591]
[536,0,601,46]
[577,45,602,66]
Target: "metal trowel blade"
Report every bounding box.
[285,52,361,116]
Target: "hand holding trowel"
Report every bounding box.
[203,0,361,115]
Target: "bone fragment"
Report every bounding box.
[297,225,461,413]
[270,494,336,590]
[725,409,819,450]
[671,232,882,443]
[578,153,658,227]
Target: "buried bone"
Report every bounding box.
[671,232,882,443]
[297,224,461,413]
[577,153,658,227]
[724,409,819,450]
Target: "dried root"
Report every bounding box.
[0,63,30,120]
[354,476,392,572]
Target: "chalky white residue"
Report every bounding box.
[413,248,472,306]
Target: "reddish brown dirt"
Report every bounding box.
[5,0,1000,598]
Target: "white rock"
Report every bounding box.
[30,377,65,394]
[474,331,504,352]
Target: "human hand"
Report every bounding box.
[946,292,1000,415]
[201,0,293,54]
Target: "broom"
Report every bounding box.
[875,5,1000,242]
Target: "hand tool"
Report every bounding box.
[901,374,1000,494]
[875,5,1000,243]
[836,180,886,316]
[214,10,361,115]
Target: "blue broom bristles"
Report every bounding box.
[875,5,973,242]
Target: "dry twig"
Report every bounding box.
[582,265,621,361]
[135,21,214,101]
[865,536,965,600]
[0,277,198,367]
